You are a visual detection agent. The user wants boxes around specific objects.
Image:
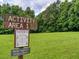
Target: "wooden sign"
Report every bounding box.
[3,15,37,30]
[15,30,29,48]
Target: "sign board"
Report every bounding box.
[11,47,30,56]
[3,15,37,30]
[2,14,38,58]
[15,30,29,48]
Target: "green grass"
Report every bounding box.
[0,32,79,59]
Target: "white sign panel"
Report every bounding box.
[15,30,29,47]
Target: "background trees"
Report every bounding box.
[36,0,79,32]
[36,2,60,32]
[1,0,79,34]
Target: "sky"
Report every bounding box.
[0,0,72,16]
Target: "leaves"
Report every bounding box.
[37,0,79,32]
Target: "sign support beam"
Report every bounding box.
[18,55,23,59]
[18,47,24,59]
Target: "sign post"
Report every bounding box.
[14,29,30,59]
[18,55,23,59]
[3,15,37,59]
[18,47,23,59]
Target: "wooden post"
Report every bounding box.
[18,47,24,59]
[18,55,23,59]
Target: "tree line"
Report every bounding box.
[0,0,79,34]
[36,0,79,32]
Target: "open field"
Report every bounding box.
[0,32,79,59]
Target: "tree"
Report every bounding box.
[25,7,35,18]
[36,2,60,32]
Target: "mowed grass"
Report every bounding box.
[0,32,79,59]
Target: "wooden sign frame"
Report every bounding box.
[14,29,30,48]
[3,14,37,30]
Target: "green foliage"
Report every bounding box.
[1,0,79,33]
[36,3,60,32]
[36,0,79,32]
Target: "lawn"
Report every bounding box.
[0,32,79,59]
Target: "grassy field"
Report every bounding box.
[0,32,79,59]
